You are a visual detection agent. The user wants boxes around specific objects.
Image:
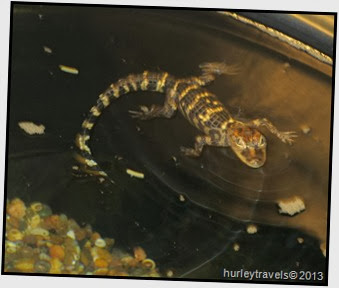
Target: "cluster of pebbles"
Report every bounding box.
[4,198,161,277]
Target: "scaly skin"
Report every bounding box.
[73,62,297,178]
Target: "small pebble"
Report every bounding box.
[49,245,65,260]
[66,230,76,240]
[7,228,23,241]
[29,227,49,237]
[7,198,26,220]
[95,238,106,248]
[14,258,35,272]
[134,246,147,261]
[94,258,109,268]
[30,202,43,213]
[34,260,51,273]
[142,258,156,269]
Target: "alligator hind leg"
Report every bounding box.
[188,62,241,86]
[129,89,179,120]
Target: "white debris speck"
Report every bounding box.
[297,237,304,244]
[18,121,45,135]
[59,64,79,75]
[126,168,144,179]
[300,124,311,134]
[246,224,258,234]
[233,243,240,251]
[277,196,306,216]
[43,46,52,54]
[179,194,185,202]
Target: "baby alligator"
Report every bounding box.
[73,62,297,178]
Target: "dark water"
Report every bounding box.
[6,4,332,283]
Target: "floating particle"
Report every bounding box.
[126,168,144,179]
[246,224,258,234]
[43,46,52,54]
[233,243,240,251]
[166,270,174,277]
[179,194,185,202]
[282,62,291,72]
[297,237,304,244]
[18,121,45,135]
[277,196,306,216]
[300,124,311,134]
[59,64,79,75]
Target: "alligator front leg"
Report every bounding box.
[248,118,298,144]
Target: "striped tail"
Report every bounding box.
[73,71,172,179]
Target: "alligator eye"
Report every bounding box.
[258,136,266,146]
[235,137,246,148]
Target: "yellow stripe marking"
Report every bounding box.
[206,106,224,114]
[82,120,94,130]
[90,106,101,116]
[221,121,228,130]
[198,107,224,122]
[127,76,138,91]
[99,94,110,107]
[110,84,120,98]
[192,77,205,85]
[75,134,91,153]
[186,92,211,113]
[156,72,169,92]
[178,84,199,100]
[199,113,210,122]
[141,71,149,90]
[123,84,130,93]
[173,79,183,93]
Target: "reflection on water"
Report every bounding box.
[5,4,331,283]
